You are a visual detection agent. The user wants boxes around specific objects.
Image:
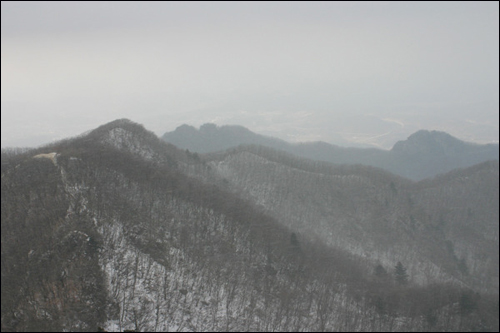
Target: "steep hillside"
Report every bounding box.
[2,119,498,332]
[187,145,499,293]
[414,161,499,291]
[163,124,499,180]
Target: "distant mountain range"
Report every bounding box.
[2,119,498,331]
[162,124,499,180]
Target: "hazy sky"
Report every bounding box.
[2,1,499,148]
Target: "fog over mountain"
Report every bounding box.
[163,124,499,180]
[2,119,498,332]
[2,2,498,148]
[2,3,498,330]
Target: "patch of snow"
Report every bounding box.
[33,152,58,166]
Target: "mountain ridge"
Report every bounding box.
[163,124,499,180]
[2,119,498,331]
[186,143,498,291]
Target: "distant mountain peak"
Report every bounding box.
[407,129,459,141]
[163,123,286,153]
[175,124,197,133]
[163,124,498,180]
[391,129,468,155]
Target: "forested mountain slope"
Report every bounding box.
[2,119,498,332]
[163,124,499,180]
[187,145,499,293]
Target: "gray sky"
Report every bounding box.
[2,1,499,149]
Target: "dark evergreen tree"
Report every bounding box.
[394,261,408,285]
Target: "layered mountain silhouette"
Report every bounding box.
[163,124,499,180]
[2,119,498,332]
